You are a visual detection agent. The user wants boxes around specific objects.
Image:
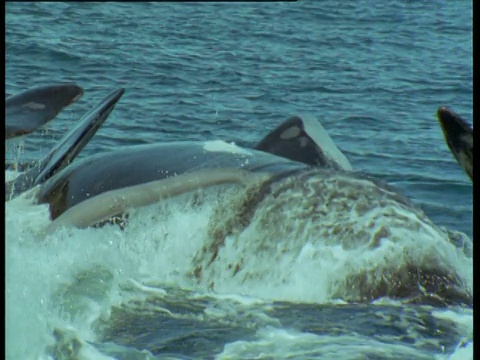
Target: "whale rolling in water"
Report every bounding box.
[436,107,473,181]
[5,90,472,307]
[37,114,355,227]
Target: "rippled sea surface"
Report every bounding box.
[6,2,472,360]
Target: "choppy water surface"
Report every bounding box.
[6,2,472,359]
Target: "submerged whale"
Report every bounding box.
[436,107,473,180]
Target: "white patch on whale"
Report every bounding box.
[22,101,46,110]
[280,126,301,140]
[203,140,253,156]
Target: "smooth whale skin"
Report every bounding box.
[46,168,271,232]
[37,141,308,220]
[436,107,473,180]
[5,83,84,139]
[6,88,125,199]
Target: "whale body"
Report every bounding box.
[5,98,472,307]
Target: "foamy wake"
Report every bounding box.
[5,168,472,359]
[191,170,472,305]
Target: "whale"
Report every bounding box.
[5,88,125,199]
[6,83,84,139]
[6,106,472,307]
[35,115,356,225]
[436,107,473,180]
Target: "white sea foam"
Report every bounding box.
[192,171,472,304]
[218,327,436,359]
[6,172,472,359]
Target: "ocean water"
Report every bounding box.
[5,1,472,360]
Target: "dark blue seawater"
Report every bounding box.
[6,2,472,359]
[6,1,472,237]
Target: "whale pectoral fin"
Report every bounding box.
[6,88,126,199]
[34,88,126,186]
[436,107,473,181]
[254,115,352,171]
[5,83,84,139]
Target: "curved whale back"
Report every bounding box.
[6,88,125,199]
[436,107,473,180]
[255,115,352,171]
[5,83,84,139]
[37,141,307,220]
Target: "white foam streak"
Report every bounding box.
[218,327,434,359]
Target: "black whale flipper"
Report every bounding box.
[6,88,125,199]
[5,83,84,139]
